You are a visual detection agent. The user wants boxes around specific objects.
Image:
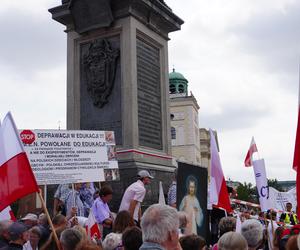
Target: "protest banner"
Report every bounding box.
[19,129,119,185]
[253,159,271,212]
[269,187,297,212]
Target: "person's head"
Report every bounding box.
[52,214,68,228]
[243,211,251,220]
[102,232,122,250]
[186,176,197,196]
[179,234,206,250]
[241,219,263,249]
[178,211,188,230]
[74,183,82,191]
[137,170,153,185]
[218,232,248,250]
[113,210,135,233]
[60,228,83,250]
[286,202,293,212]
[8,222,29,244]
[21,213,38,228]
[267,210,277,220]
[0,220,13,241]
[38,213,48,226]
[122,226,142,250]
[28,226,41,248]
[75,240,103,250]
[99,185,113,203]
[286,235,299,250]
[219,217,236,237]
[141,204,179,250]
[72,225,87,242]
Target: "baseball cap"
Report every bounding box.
[137,170,154,179]
[8,222,28,240]
[21,213,38,221]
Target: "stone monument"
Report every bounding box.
[49,0,184,210]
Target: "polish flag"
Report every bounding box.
[0,112,39,212]
[293,83,300,218]
[0,206,16,221]
[244,137,258,167]
[85,211,101,241]
[209,129,232,212]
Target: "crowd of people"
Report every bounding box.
[0,169,300,250]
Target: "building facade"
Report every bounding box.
[169,70,201,166]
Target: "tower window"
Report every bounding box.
[170,84,176,94]
[171,127,176,139]
[178,84,184,93]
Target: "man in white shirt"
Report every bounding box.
[119,170,153,224]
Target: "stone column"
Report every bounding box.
[49,0,183,210]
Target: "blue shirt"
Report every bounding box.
[92,197,111,224]
[167,181,177,206]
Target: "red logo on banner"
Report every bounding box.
[20,130,35,145]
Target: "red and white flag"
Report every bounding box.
[244,137,258,167]
[0,206,16,221]
[85,211,101,241]
[293,82,300,218]
[209,129,232,212]
[0,112,39,212]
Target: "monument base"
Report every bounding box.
[108,159,175,212]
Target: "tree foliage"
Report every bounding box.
[236,182,258,203]
[267,178,283,192]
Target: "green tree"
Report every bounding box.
[267,178,283,192]
[236,182,258,203]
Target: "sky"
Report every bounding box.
[1,0,300,183]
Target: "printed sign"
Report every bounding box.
[19,130,119,185]
[269,187,296,212]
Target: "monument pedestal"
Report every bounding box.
[49,0,183,210]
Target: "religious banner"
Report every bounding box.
[177,162,208,239]
[269,187,297,212]
[253,159,271,211]
[19,129,119,185]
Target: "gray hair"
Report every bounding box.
[241,219,263,248]
[60,228,83,250]
[219,217,236,237]
[218,232,248,250]
[177,211,188,229]
[141,204,179,244]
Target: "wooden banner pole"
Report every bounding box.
[37,191,62,250]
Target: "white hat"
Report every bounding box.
[138,170,154,179]
[21,213,38,221]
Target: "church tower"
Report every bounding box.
[169,70,201,165]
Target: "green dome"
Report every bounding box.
[169,70,188,83]
[169,69,188,94]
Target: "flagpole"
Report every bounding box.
[44,185,47,207]
[270,210,274,236]
[37,191,62,250]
